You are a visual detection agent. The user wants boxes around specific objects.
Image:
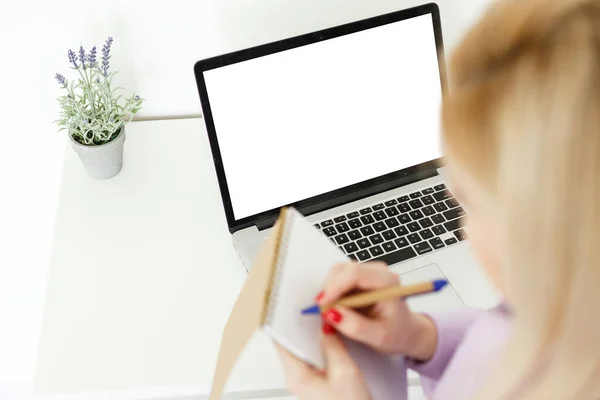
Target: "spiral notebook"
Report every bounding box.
[209,208,407,400]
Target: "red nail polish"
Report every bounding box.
[315,291,325,302]
[322,322,336,335]
[325,308,342,324]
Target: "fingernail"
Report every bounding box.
[322,322,336,335]
[315,291,325,303]
[324,308,342,324]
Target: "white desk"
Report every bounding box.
[34,118,428,400]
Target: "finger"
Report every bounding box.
[274,343,327,397]
[315,262,352,300]
[321,331,363,383]
[320,262,398,305]
[323,306,386,348]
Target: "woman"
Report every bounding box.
[276,0,600,398]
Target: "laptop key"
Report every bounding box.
[394,237,410,249]
[348,218,362,229]
[361,215,375,224]
[334,216,347,223]
[410,210,424,220]
[407,233,422,244]
[446,198,460,209]
[397,195,410,202]
[382,230,397,241]
[422,188,435,195]
[385,218,399,228]
[369,245,384,257]
[409,199,424,209]
[414,242,433,255]
[429,237,445,250]
[385,200,398,207]
[336,222,350,233]
[373,203,385,211]
[398,214,411,224]
[323,227,337,237]
[444,217,465,232]
[434,184,446,191]
[385,207,399,217]
[356,250,372,261]
[445,237,458,245]
[394,226,409,236]
[373,222,387,232]
[360,226,375,236]
[432,225,446,236]
[314,223,320,229]
[349,253,358,261]
[455,229,467,241]
[420,229,434,240]
[335,234,350,245]
[410,192,422,199]
[407,222,421,232]
[321,220,333,227]
[344,242,359,253]
[422,195,435,205]
[397,202,411,213]
[382,241,397,253]
[422,206,435,216]
[419,217,433,229]
[374,211,387,221]
[431,214,445,225]
[434,202,448,212]
[357,238,371,249]
[360,207,373,215]
[347,211,360,219]
[348,230,362,241]
[433,191,451,202]
[370,234,384,245]
[375,247,417,265]
[444,207,466,221]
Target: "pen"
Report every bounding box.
[301,279,448,315]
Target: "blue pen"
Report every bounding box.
[302,279,448,315]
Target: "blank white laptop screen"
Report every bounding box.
[204,13,443,220]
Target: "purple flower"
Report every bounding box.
[88,46,97,67]
[79,46,86,69]
[101,36,114,76]
[68,49,78,68]
[134,95,140,101]
[55,73,67,87]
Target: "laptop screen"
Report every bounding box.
[203,13,443,220]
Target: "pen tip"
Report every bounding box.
[301,305,320,315]
[433,279,449,291]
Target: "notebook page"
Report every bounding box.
[265,208,407,400]
[266,208,346,368]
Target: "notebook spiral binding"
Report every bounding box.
[264,209,294,326]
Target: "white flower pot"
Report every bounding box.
[70,126,126,179]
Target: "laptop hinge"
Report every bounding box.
[255,167,439,231]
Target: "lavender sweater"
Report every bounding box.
[407,305,511,400]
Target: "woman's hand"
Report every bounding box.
[317,261,437,361]
[277,324,372,400]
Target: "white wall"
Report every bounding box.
[0,0,492,398]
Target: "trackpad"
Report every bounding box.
[399,264,464,313]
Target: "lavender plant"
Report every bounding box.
[55,37,143,145]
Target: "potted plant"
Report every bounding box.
[55,37,143,179]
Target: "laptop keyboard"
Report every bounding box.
[314,184,467,266]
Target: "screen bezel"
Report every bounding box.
[194,3,446,234]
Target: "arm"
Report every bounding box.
[406,308,482,395]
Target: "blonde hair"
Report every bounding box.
[442,0,600,398]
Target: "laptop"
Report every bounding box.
[194,3,499,311]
